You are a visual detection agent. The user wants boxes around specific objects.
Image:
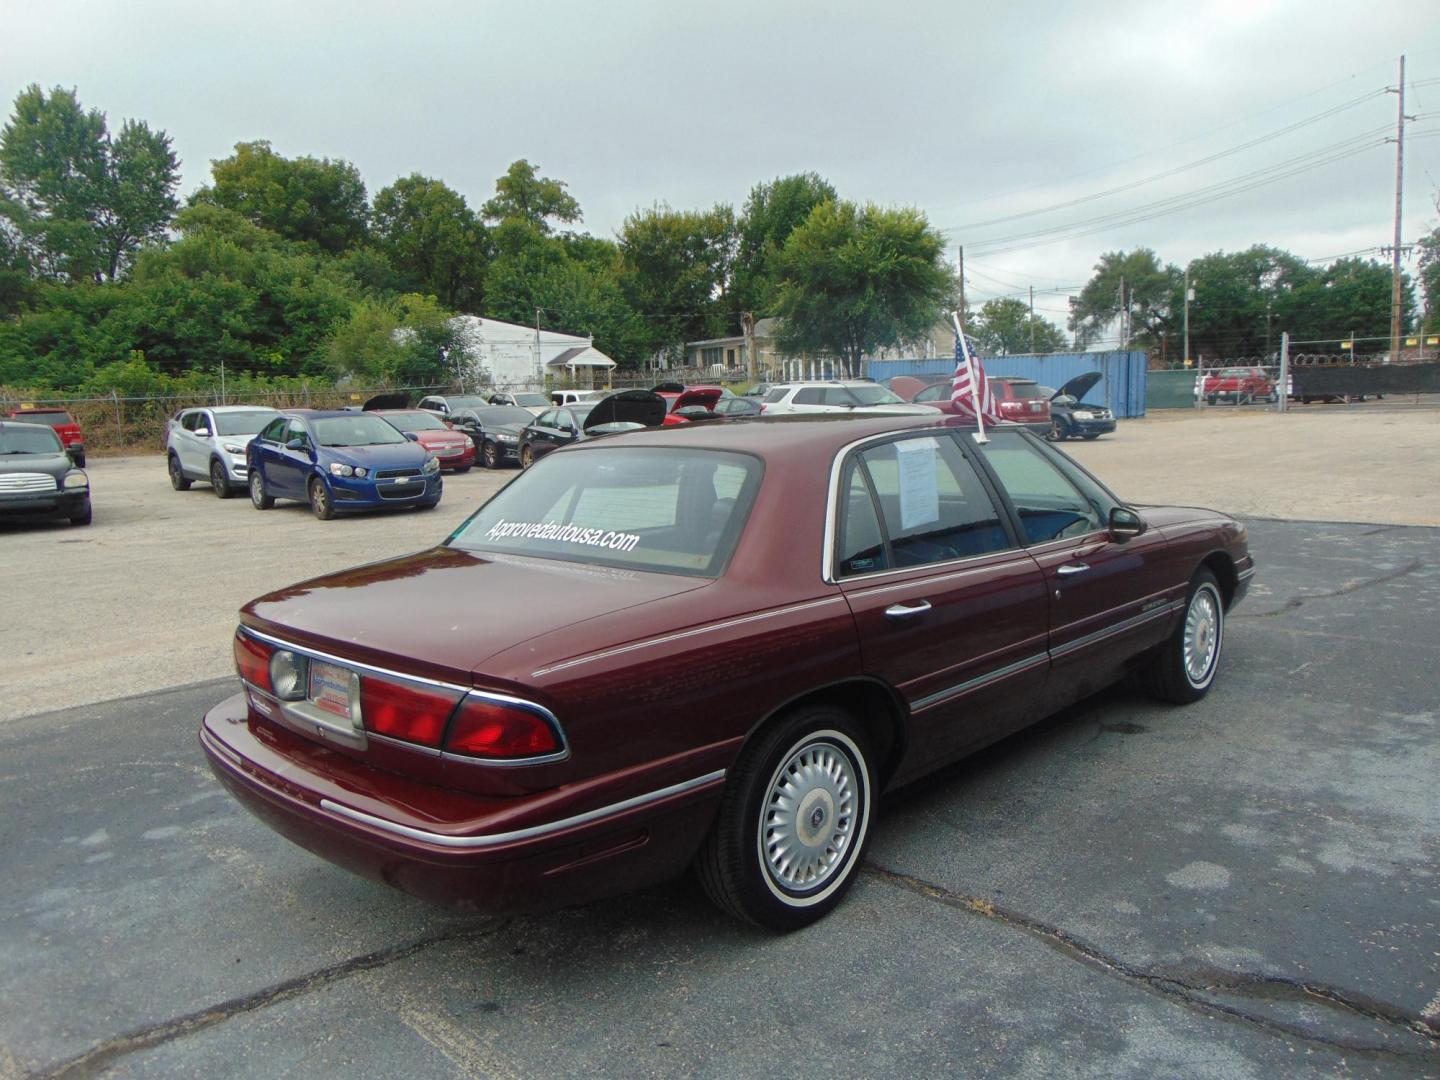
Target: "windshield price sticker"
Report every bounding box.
[308,660,353,718]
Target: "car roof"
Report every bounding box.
[772,380,882,389]
[204,404,279,413]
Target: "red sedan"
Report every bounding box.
[371,409,475,471]
[201,415,1252,930]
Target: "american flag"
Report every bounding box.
[951,328,1004,424]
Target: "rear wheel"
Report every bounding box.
[210,459,232,498]
[697,705,874,931]
[1143,569,1224,704]
[309,477,335,520]
[168,454,191,491]
[249,471,273,509]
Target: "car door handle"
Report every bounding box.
[884,600,932,618]
[1057,563,1090,576]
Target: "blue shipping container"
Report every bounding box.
[867,351,1148,419]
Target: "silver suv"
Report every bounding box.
[759,381,941,415]
[166,406,280,498]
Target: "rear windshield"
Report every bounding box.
[11,410,73,426]
[474,406,534,426]
[214,410,277,436]
[449,447,763,577]
[311,415,409,447]
[444,396,492,409]
[382,411,447,432]
[0,424,64,454]
[509,394,547,407]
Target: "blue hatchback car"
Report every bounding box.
[247,410,442,519]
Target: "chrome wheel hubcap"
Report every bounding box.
[1183,586,1221,685]
[759,737,859,894]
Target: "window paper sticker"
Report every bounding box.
[896,438,940,530]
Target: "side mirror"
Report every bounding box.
[194,427,211,438]
[1109,506,1146,541]
[65,446,79,465]
[284,438,305,451]
[403,431,419,442]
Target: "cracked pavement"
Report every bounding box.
[1,517,1436,1078]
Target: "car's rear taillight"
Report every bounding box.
[446,698,563,760]
[234,632,273,692]
[359,676,462,748]
[758,403,768,413]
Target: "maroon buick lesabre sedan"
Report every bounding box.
[201,414,1252,930]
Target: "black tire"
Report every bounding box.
[697,705,875,932]
[1142,569,1224,705]
[70,501,92,526]
[210,459,232,498]
[481,441,500,469]
[1047,418,1068,442]
[249,471,273,510]
[453,464,472,474]
[520,444,535,470]
[309,477,335,521]
[168,454,191,491]
[1081,433,1100,440]
[416,498,440,511]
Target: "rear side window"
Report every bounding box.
[450,448,763,578]
[258,418,288,442]
[853,436,1012,569]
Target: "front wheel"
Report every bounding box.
[1143,569,1224,704]
[482,442,500,469]
[520,445,535,470]
[168,454,191,491]
[210,459,232,498]
[1081,433,1100,440]
[70,501,92,526]
[249,471,273,509]
[1047,418,1068,442]
[309,477,335,520]
[697,706,874,931]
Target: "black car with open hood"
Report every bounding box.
[1042,372,1116,442]
[517,390,668,469]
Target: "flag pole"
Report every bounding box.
[951,310,987,443]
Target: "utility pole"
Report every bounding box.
[957,246,966,328]
[1183,268,1192,368]
[1117,276,1128,349]
[741,311,758,382]
[1028,285,1035,353]
[1278,331,1290,414]
[1386,55,1412,361]
[534,307,543,384]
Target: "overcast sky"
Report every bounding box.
[5,0,1438,326]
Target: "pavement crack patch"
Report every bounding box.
[34,919,510,1079]
[1236,559,1423,618]
[863,863,1438,1059]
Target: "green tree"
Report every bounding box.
[0,84,178,282]
[1184,245,1312,359]
[482,159,581,234]
[1278,256,1411,345]
[972,297,1067,355]
[1417,206,1439,334]
[617,203,736,361]
[371,174,486,310]
[1069,248,1181,348]
[192,140,368,254]
[772,200,953,376]
[731,172,837,316]
[325,293,459,386]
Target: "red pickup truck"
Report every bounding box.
[4,407,86,466]
[1200,367,1277,405]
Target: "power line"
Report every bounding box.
[952,89,1389,232]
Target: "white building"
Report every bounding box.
[450,316,617,391]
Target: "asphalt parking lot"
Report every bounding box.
[2,410,1438,1077]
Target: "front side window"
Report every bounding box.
[793,387,823,405]
[450,448,762,578]
[848,436,1011,570]
[978,434,1103,544]
[286,420,312,449]
[763,387,789,403]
